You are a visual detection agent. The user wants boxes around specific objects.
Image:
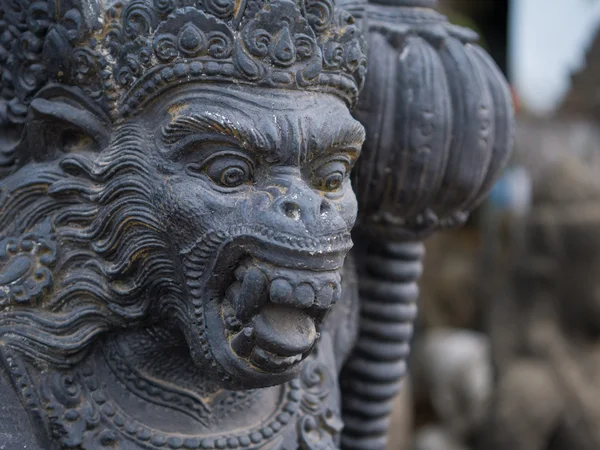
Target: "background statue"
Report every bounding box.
[483,159,600,450]
[412,329,492,450]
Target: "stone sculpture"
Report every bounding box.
[483,159,600,450]
[412,329,492,450]
[0,0,513,448]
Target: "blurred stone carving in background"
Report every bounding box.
[412,329,492,450]
[482,159,600,450]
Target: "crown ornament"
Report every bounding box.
[0,0,366,127]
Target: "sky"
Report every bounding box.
[510,0,600,114]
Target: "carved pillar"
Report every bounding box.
[341,0,515,448]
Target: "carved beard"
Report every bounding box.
[179,225,350,390]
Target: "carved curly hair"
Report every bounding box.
[0,123,178,365]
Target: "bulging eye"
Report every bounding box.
[219,166,247,187]
[313,160,349,193]
[323,173,344,191]
[187,153,254,189]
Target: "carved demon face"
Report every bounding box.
[0,82,362,390]
[142,85,364,388]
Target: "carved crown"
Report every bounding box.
[0,0,366,127]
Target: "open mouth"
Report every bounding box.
[183,228,352,384]
[221,257,342,373]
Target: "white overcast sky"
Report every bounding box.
[510,0,600,114]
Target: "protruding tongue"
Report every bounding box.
[253,304,317,357]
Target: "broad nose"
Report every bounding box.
[256,172,347,235]
[276,188,333,222]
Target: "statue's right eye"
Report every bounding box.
[186,153,254,189]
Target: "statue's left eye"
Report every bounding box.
[187,154,253,188]
[313,160,349,193]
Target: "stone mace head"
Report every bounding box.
[0,0,366,388]
[352,0,515,241]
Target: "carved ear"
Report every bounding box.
[18,85,111,163]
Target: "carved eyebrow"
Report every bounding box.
[319,121,366,153]
[161,112,268,151]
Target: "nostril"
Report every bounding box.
[282,201,301,220]
[320,199,332,216]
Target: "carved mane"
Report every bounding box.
[0,123,178,366]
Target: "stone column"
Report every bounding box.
[341,1,515,448]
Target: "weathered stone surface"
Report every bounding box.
[483,159,600,450]
[0,0,512,448]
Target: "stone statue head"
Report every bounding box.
[415,329,492,438]
[0,0,366,388]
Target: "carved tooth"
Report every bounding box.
[269,278,294,305]
[231,327,255,358]
[189,288,203,298]
[316,283,334,308]
[250,346,298,372]
[224,304,242,330]
[332,282,342,305]
[294,283,315,307]
[235,267,268,322]
[234,265,248,281]
[186,270,204,280]
[226,280,242,303]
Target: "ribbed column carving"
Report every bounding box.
[340,0,514,448]
[341,240,423,450]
